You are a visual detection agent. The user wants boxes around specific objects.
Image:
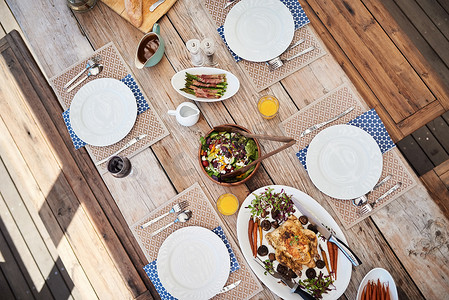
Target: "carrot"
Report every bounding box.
[253,218,258,257]
[372,280,377,300]
[386,283,390,300]
[361,283,367,300]
[327,241,334,278]
[377,279,382,300]
[319,244,331,277]
[331,243,338,280]
[366,281,371,299]
[258,218,262,246]
[248,217,254,256]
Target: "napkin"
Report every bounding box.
[217,0,310,62]
[143,226,240,300]
[296,108,396,170]
[62,74,150,149]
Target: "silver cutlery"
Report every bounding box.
[150,210,192,237]
[142,200,189,228]
[291,197,362,266]
[299,106,355,138]
[265,39,305,68]
[217,280,242,294]
[149,0,165,12]
[224,0,237,9]
[253,258,315,299]
[359,182,402,216]
[95,134,148,166]
[66,64,103,93]
[64,56,101,89]
[352,174,392,207]
[267,46,315,70]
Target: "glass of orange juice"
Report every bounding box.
[216,193,239,216]
[258,95,279,119]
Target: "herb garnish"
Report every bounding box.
[246,187,295,222]
[297,271,335,299]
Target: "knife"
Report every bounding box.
[217,280,241,294]
[149,0,165,12]
[299,106,355,138]
[95,134,147,166]
[291,197,362,266]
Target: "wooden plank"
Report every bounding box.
[0,184,54,299]
[306,0,434,123]
[421,170,449,217]
[0,195,34,300]
[434,159,449,176]
[370,0,449,109]
[0,34,135,299]
[427,116,449,152]
[415,0,449,41]
[393,0,449,67]
[442,110,449,123]
[412,126,449,166]
[0,265,15,300]
[397,101,446,137]
[2,30,156,298]
[397,135,434,175]
[0,158,72,300]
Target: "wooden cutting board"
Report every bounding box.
[100,0,178,33]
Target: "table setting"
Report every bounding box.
[49,42,169,171]
[39,1,422,299]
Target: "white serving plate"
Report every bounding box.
[171,67,240,102]
[69,78,137,147]
[236,185,352,300]
[223,0,295,62]
[306,124,383,200]
[157,226,230,300]
[356,268,398,300]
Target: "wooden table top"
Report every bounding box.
[4,0,449,299]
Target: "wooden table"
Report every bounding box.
[2,0,449,299]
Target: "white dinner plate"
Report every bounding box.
[171,67,240,102]
[69,78,137,147]
[223,0,295,62]
[236,185,352,300]
[356,268,398,300]
[156,226,230,300]
[306,124,383,200]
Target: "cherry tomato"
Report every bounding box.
[208,144,214,150]
[202,160,209,167]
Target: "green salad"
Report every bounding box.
[200,130,258,182]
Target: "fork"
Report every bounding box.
[359,182,402,216]
[140,200,189,228]
[352,174,392,207]
[299,106,354,138]
[266,46,315,70]
[63,56,101,89]
[224,0,236,8]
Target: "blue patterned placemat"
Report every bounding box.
[218,0,310,62]
[62,74,150,149]
[296,109,396,170]
[143,226,240,300]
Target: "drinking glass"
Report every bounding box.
[216,193,239,216]
[67,0,98,12]
[258,95,279,119]
[107,156,132,178]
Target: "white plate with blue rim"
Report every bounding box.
[69,78,137,147]
[223,0,295,62]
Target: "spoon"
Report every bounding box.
[150,210,192,237]
[63,56,101,89]
[66,64,104,93]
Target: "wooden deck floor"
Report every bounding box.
[0,0,448,299]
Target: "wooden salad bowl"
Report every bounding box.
[198,124,261,186]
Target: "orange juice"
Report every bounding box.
[217,193,239,215]
[258,95,279,119]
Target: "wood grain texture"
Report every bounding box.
[3,0,449,299]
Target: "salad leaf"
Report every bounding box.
[245,139,258,160]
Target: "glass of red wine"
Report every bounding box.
[107,156,132,178]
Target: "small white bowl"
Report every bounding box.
[356,268,398,300]
[171,67,240,102]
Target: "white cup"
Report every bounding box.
[168,102,200,127]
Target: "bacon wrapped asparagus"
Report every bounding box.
[181,73,227,99]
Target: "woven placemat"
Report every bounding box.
[280,84,417,229]
[49,42,169,170]
[203,0,326,91]
[131,183,263,300]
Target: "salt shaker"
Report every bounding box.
[201,38,218,66]
[186,39,204,67]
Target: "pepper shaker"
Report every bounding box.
[186,39,204,67]
[201,38,218,67]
